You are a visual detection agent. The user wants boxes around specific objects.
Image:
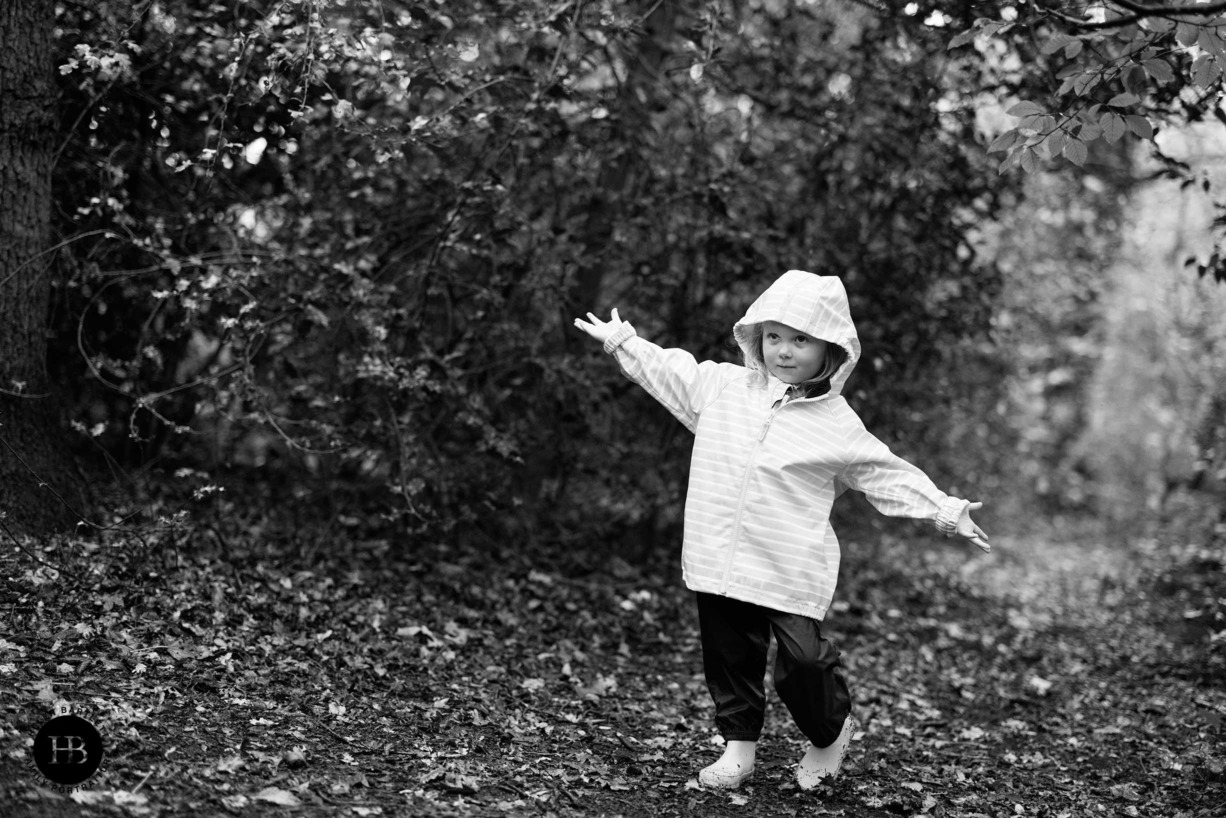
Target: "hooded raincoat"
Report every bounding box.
[601,270,969,619]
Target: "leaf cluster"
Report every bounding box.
[945,1,1226,280]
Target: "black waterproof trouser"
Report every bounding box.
[696,592,852,748]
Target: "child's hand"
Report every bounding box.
[573,308,625,345]
[958,502,990,553]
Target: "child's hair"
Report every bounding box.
[740,324,849,396]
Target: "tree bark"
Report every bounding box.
[0,0,80,535]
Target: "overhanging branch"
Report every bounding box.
[1112,0,1226,18]
[1040,0,1226,31]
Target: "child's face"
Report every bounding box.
[761,320,828,384]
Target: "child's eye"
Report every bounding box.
[794,336,808,344]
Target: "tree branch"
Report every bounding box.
[1040,0,1226,31]
[1112,0,1226,18]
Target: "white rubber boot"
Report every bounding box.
[698,739,756,789]
[797,716,857,791]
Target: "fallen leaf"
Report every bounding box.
[577,675,617,698]
[112,791,149,807]
[1027,676,1054,696]
[215,754,244,773]
[443,773,479,794]
[32,679,56,702]
[220,794,249,810]
[253,786,301,806]
[282,748,307,768]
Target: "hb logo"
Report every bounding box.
[32,706,104,788]
[48,735,91,764]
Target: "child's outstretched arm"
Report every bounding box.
[835,413,992,555]
[572,307,742,433]
[957,501,991,553]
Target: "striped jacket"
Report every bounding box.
[602,271,968,619]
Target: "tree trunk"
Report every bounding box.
[0,0,80,535]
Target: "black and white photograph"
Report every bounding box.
[2,1,1224,816]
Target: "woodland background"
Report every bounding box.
[1,1,1225,816]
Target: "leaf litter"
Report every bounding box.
[0,522,1223,817]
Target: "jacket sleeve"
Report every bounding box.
[833,404,968,535]
[603,323,738,434]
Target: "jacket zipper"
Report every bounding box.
[758,402,782,440]
[720,386,787,592]
[719,386,835,593]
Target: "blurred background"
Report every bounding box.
[3,0,1223,562]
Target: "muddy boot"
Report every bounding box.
[698,739,756,789]
[797,716,857,791]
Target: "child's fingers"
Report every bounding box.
[960,523,990,553]
[611,307,620,322]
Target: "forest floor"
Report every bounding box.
[2,494,1224,818]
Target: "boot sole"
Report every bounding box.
[698,765,755,789]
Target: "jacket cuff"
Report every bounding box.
[603,323,637,354]
[935,497,970,537]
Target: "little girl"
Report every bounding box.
[574,270,989,791]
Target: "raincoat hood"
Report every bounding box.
[732,270,861,397]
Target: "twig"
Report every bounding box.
[130,769,154,794]
[496,780,530,797]
[0,228,135,292]
[1041,0,1226,31]
[560,786,583,808]
[0,515,78,581]
[0,423,116,534]
[1113,0,1226,18]
[0,385,51,399]
[302,711,357,746]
